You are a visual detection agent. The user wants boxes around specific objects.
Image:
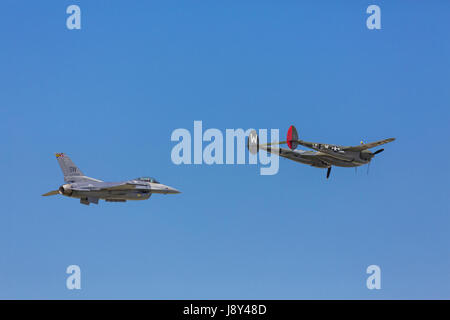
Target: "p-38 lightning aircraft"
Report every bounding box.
[248,126,395,179]
[42,153,180,205]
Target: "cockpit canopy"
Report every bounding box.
[135,177,160,184]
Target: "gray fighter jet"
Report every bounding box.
[248,125,395,179]
[42,153,180,205]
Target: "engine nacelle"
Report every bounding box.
[360,150,373,161]
[59,184,73,196]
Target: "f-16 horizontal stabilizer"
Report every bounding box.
[42,190,59,196]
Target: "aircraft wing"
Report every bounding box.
[102,184,137,191]
[261,146,328,167]
[342,138,396,151]
[85,182,137,191]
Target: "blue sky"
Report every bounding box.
[0,1,449,299]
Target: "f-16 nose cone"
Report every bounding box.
[165,186,181,194]
[150,183,181,194]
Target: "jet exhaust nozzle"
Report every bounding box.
[59,184,72,196]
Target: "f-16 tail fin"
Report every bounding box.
[55,153,86,182]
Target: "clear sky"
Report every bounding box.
[1,1,449,299]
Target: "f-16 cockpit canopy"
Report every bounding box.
[135,177,160,183]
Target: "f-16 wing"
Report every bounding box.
[98,183,137,191]
[342,138,396,151]
[72,182,138,192]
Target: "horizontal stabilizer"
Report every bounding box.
[42,190,59,196]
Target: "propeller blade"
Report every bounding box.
[42,190,59,196]
[326,167,332,179]
[373,148,384,155]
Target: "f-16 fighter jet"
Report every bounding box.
[42,153,180,205]
[248,125,395,179]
